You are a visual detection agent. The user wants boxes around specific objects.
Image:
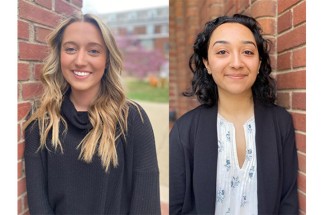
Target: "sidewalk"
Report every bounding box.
[136,101,169,215]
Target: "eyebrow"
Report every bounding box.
[62,41,105,48]
[212,40,257,47]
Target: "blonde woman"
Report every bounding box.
[24,14,161,214]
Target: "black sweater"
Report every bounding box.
[24,97,161,215]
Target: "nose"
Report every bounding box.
[75,50,86,67]
[229,53,244,69]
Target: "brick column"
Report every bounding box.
[17,1,82,214]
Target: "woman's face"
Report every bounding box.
[203,23,260,98]
[60,21,107,96]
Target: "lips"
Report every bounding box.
[225,74,248,79]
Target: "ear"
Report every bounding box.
[203,59,211,74]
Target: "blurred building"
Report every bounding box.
[98,7,169,58]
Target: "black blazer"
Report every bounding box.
[169,100,299,214]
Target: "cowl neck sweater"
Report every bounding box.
[61,95,91,130]
[24,96,161,214]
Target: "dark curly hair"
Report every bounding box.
[184,14,276,107]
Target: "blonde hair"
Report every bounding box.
[24,14,131,172]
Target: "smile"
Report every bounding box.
[225,74,247,79]
[73,70,91,77]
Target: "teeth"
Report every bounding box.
[74,71,90,76]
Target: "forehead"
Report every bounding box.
[62,21,105,44]
[210,22,256,44]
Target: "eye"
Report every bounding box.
[216,50,227,55]
[243,50,254,55]
[88,49,100,55]
[64,47,77,54]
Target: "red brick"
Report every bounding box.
[18,198,22,214]
[72,0,83,8]
[295,132,306,153]
[276,92,290,109]
[18,178,26,196]
[18,63,30,81]
[298,191,306,212]
[35,0,52,10]
[22,82,43,100]
[297,152,306,173]
[291,112,306,132]
[278,0,300,14]
[278,10,292,34]
[207,0,223,5]
[292,92,306,110]
[23,210,30,215]
[251,0,276,17]
[257,18,275,35]
[278,24,306,53]
[23,194,29,212]
[297,172,306,193]
[23,210,31,215]
[293,2,306,26]
[18,123,22,142]
[207,4,223,19]
[277,70,306,90]
[34,63,44,80]
[35,26,52,44]
[18,160,23,179]
[19,41,49,61]
[18,20,29,40]
[238,0,250,12]
[186,6,199,17]
[18,83,22,101]
[19,1,61,28]
[293,47,306,68]
[277,51,291,71]
[55,0,78,16]
[18,142,25,161]
[18,102,31,121]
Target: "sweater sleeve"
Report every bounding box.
[279,113,299,214]
[128,105,161,214]
[24,122,54,215]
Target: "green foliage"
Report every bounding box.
[125,78,168,103]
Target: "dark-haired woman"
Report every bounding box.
[169,14,298,214]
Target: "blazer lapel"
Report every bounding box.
[254,100,280,213]
[193,104,218,214]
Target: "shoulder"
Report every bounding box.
[125,100,153,133]
[175,104,211,123]
[127,100,149,122]
[171,104,211,133]
[268,103,293,124]
[256,101,294,133]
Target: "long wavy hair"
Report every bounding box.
[184,14,276,106]
[24,14,132,172]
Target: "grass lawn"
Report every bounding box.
[125,77,168,103]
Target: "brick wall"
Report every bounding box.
[17,0,82,214]
[276,1,306,213]
[169,0,306,214]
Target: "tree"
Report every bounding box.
[115,35,167,78]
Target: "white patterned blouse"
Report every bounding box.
[215,114,258,215]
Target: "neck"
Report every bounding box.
[70,89,99,112]
[217,90,254,123]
